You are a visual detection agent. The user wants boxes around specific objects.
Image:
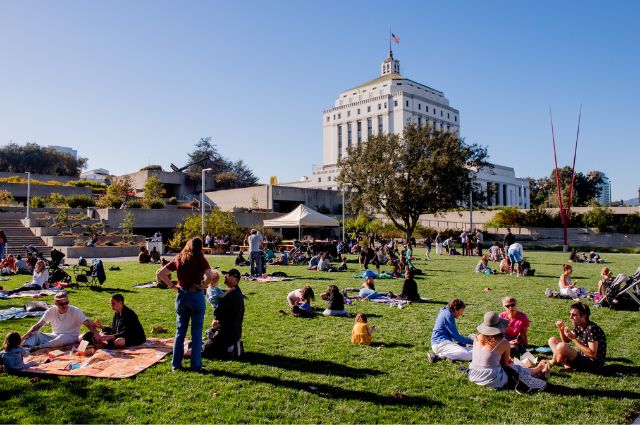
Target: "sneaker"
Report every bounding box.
[515,373,547,394]
[427,352,440,363]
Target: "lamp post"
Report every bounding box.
[201,168,213,239]
[341,189,345,242]
[25,171,31,220]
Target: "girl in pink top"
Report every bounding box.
[287,286,314,307]
[498,296,529,357]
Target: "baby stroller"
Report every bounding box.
[73,259,106,288]
[596,267,640,310]
[25,245,72,285]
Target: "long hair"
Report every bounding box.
[477,332,503,348]
[178,237,204,265]
[302,285,315,301]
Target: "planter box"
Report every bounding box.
[56,245,142,258]
[45,235,145,246]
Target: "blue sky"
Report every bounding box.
[1,1,638,200]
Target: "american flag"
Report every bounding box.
[390,33,400,44]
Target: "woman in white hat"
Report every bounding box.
[468,312,549,391]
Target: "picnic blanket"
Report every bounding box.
[241,276,294,282]
[353,271,396,279]
[22,338,174,378]
[133,281,159,289]
[0,288,62,299]
[0,307,45,321]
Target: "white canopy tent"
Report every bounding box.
[263,204,339,239]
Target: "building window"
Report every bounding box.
[440,110,443,117]
[418,116,422,127]
[433,108,436,114]
[318,177,322,182]
[333,114,336,120]
[338,113,341,119]
[418,103,421,110]
[357,120,362,145]
[337,124,343,160]
[447,112,450,119]
[328,176,332,181]
[447,125,450,131]
[378,103,381,110]
[347,122,352,147]
[367,117,372,138]
[326,116,330,122]
[378,115,383,133]
[394,100,398,107]
[406,100,409,107]
[367,106,371,112]
[357,108,360,115]
[347,110,350,117]
[384,102,387,108]
[455,115,457,122]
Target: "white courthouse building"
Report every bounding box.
[285,50,530,208]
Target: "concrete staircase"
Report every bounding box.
[0,214,50,257]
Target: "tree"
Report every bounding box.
[0,142,87,176]
[337,123,489,242]
[529,167,603,208]
[143,174,165,207]
[187,137,224,174]
[185,138,259,189]
[168,210,244,252]
[230,160,259,187]
[121,211,135,242]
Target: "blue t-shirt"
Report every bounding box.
[430,307,473,346]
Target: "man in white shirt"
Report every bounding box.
[459,230,468,256]
[247,229,263,276]
[21,292,100,349]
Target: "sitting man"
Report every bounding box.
[202,268,245,358]
[149,246,161,264]
[138,246,151,264]
[548,302,606,372]
[15,255,30,275]
[94,294,146,348]
[22,292,100,349]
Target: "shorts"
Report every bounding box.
[569,353,601,372]
[508,251,522,264]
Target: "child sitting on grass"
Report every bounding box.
[321,285,350,317]
[287,285,315,317]
[351,313,374,345]
[0,332,38,371]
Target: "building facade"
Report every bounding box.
[593,171,611,206]
[283,50,530,208]
[48,145,78,159]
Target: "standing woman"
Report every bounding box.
[157,237,217,372]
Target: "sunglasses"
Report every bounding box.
[56,301,69,306]
[504,303,516,308]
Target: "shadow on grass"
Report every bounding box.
[371,341,414,348]
[85,286,136,294]
[238,352,382,378]
[546,382,640,399]
[204,368,443,407]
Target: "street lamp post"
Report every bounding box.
[201,168,213,240]
[25,172,31,220]
[341,189,345,242]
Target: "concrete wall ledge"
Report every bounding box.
[56,245,142,258]
[44,235,145,246]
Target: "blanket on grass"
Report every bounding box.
[241,276,294,282]
[0,307,45,321]
[133,281,159,289]
[0,288,62,299]
[22,338,173,378]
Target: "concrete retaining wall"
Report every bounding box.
[44,235,145,246]
[95,208,195,229]
[0,183,92,198]
[484,227,640,248]
[57,245,141,258]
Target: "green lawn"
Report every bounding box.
[0,251,639,424]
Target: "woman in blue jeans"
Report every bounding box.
[157,237,217,371]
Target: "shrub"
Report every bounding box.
[47,193,68,207]
[168,209,243,252]
[582,205,614,232]
[66,194,95,209]
[617,213,640,234]
[522,208,555,227]
[126,200,143,208]
[68,180,107,193]
[147,199,165,209]
[30,196,47,208]
[484,207,526,228]
[167,197,178,205]
[0,190,14,205]
[55,208,69,227]
[139,165,163,171]
[96,193,124,209]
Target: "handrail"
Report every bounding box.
[190,198,213,212]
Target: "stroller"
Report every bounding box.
[73,259,106,288]
[24,245,72,285]
[596,267,640,310]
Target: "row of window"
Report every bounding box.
[337,117,384,159]
[327,103,456,123]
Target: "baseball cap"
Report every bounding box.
[224,268,241,280]
[54,292,69,302]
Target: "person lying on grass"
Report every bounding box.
[548,302,606,373]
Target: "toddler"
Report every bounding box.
[0,332,38,371]
[351,313,374,345]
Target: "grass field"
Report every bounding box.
[0,251,639,424]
